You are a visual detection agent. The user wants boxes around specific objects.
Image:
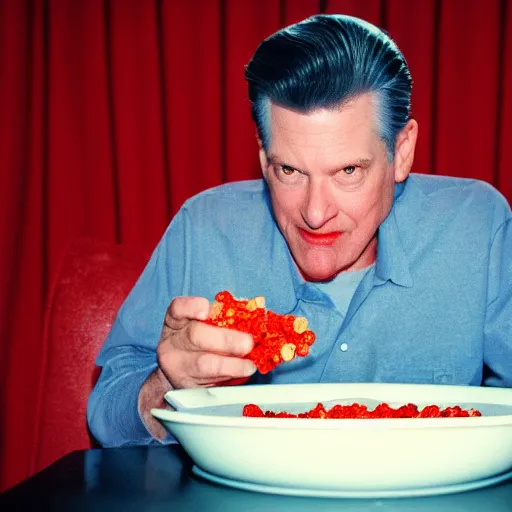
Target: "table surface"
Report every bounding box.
[2,445,512,511]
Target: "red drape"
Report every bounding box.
[1,0,511,491]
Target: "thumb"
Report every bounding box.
[165,296,211,330]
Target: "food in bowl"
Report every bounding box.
[242,402,482,418]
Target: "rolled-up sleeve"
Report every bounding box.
[87,209,190,446]
[87,341,160,446]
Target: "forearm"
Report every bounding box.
[87,347,172,447]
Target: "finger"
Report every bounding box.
[198,375,249,386]
[187,322,254,356]
[166,296,211,329]
[192,353,257,381]
[217,376,250,387]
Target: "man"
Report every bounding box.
[87,14,512,446]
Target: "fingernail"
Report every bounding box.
[240,336,253,355]
[243,362,257,376]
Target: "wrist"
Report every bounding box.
[138,367,172,440]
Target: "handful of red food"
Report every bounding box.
[202,291,316,375]
[243,402,482,419]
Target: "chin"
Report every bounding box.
[300,265,339,282]
[292,247,346,282]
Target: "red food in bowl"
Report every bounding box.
[242,402,482,418]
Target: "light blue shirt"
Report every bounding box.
[315,265,374,318]
[87,174,512,447]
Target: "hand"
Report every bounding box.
[157,296,257,389]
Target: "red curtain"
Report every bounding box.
[1,0,511,491]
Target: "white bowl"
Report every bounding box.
[151,383,512,497]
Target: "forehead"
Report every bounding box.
[267,93,380,154]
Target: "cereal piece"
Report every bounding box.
[247,296,265,311]
[209,301,223,319]
[293,316,308,334]
[280,343,296,362]
[295,342,310,357]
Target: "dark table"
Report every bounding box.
[2,445,512,511]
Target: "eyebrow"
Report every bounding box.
[266,155,306,174]
[267,154,373,173]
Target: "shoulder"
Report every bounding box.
[405,173,509,205]
[182,180,269,212]
[407,173,505,199]
[170,179,275,237]
[393,174,511,255]
[402,174,510,221]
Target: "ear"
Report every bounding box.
[257,138,269,179]
[393,119,418,183]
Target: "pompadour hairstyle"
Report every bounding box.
[245,14,412,159]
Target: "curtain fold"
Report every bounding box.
[1,0,511,491]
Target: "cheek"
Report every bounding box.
[340,180,394,226]
[373,177,396,217]
[269,187,303,223]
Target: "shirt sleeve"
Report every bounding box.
[87,208,191,446]
[86,340,164,447]
[484,217,512,387]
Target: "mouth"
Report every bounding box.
[298,228,342,246]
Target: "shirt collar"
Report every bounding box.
[374,180,413,288]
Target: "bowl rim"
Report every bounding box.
[151,406,512,430]
[152,382,512,430]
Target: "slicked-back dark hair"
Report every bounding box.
[245,14,412,159]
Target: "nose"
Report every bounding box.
[301,179,338,229]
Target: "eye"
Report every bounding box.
[343,166,356,175]
[281,165,296,176]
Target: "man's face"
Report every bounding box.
[260,93,416,281]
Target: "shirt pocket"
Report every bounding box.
[376,367,454,385]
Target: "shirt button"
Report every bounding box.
[340,343,348,352]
